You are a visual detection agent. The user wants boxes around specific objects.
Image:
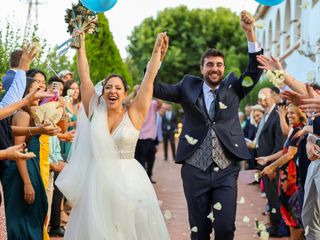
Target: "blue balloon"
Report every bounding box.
[255,0,285,6]
[81,0,117,12]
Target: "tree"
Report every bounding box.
[127,6,248,85]
[71,14,132,86]
[0,20,71,79]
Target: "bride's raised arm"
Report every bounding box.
[77,32,95,116]
[129,32,169,129]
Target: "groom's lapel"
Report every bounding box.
[190,81,207,122]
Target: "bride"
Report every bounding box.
[56,32,170,239]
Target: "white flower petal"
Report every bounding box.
[254,20,265,29]
[185,134,198,145]
[239,196,245,204]
[258,223,267,231]
[213,202,222,211]
[191,226,198,232]
[163,210,172,220]
[242,216,250,223]
[260,230,270,240]
[304,225,309,236]
[207,212,215,222]
[219,102,228,109]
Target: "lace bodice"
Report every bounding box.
[112,112,140,159]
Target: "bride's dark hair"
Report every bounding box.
[98,74,128,104]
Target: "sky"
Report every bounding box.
[0,0,259,59]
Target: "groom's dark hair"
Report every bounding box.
[200,49,225,66]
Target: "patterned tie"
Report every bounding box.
[254,114,266,148]
[209,90,217,120]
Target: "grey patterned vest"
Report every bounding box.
[185,91,232,171]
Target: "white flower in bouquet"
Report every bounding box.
[65,2,99,49]
[254,20,265,29]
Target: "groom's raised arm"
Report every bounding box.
[233,11,264,99]
[153,74,183,104]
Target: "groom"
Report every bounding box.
[153,11,263,240]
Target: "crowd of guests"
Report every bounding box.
[235,55,320,240]
[1,41,320,240]
[0,47,80,239]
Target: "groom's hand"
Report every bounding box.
[240,11,256,42]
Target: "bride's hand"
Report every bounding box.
[73,30,85,48]
[161,34,169,61]
[257,55,283,71]
[152,32,168,60]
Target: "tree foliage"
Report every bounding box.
[0,20,71,79]
[127,6,248,85]
[71,14,132,86]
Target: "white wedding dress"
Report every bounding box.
[56,95,170,240]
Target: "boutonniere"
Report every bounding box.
[185,134,198,145]
[219,101,228,109]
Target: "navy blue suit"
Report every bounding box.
[153,50,263,239]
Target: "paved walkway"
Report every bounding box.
[51,144,289,240]
[152,147,288,240]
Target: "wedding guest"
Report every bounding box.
[255,88,286,237]
[245,104,264,169]
[135,99,163,183]
[47,135,66,237]
[2,77,48,239]
[60,80,80,160]
[153,11,262,240]
[256,55,317,238]
[259,104,306,239]
[2,50,23,91]
[26,69,47,91]
[162,103,177,161]
[58,70,73,84]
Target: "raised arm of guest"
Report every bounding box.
[256,55,306,94]
[277,105,290,137]
[0,88,52,120]
[0,46,37,108]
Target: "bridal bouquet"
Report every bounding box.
[65,2,99,49]
[265,70,286,88]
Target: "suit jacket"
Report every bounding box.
[153,50,263,163]
[256,107,285,158]
[162,111,177,135]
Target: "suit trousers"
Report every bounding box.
[262,174,282,226]
[181,163,240,240]
[50,171,63,228]
[163,132,176,160]
[302,160,320,240]
[135,139,157,178]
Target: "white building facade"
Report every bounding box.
[255,0,320,83]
